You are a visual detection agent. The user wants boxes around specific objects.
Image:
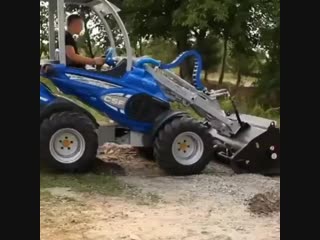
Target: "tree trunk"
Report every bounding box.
[204,70,209,82]
[81,9,94,58]
[40,44,44,58]
[236,70,242,88]
[176,29,193,83]
[219,36,228,85]
[139,37,143,57]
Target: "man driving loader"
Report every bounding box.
[65,14,105,68]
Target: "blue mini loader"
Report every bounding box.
[40,0,280,176]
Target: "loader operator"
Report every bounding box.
[65,14,105,68]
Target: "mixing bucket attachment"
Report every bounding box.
[230,123,280,175]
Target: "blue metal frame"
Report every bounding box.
[40,50,204,133]
[40,82,56,105]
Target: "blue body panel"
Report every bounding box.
[40,82,56,105]
[41,65,168,133]
[40,51,204,133]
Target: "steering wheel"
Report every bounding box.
[105,47,117,67]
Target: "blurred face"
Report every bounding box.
[69,19,83,35]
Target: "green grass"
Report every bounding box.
[220,99,280,126]
[40,171,162,205]
[206,72,256,87]
[171,102,203,119]
[40,171,124,196]
[40,190,54,201]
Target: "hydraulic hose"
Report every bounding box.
[134,50,204,90]
[159,50,204,90]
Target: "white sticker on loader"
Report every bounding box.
[40,96,49,102]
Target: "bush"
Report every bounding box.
[220,98,280,126]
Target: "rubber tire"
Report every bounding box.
[153,116,213,176]
[40,111,98,172]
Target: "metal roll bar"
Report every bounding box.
[40,0,132,71]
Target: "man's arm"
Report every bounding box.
[66,46,96,65]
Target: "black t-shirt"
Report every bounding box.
[65,31,85,69]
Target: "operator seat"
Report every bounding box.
[99,58,127,78]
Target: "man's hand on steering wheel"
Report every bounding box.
[105,47,117,67]
[92,48,117,71]
[93,57,105,66]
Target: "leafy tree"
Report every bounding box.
[252,0,280,105]
[171,0,230,82]
[227,50,259,87]
[40,1,49,58]
[123,0,194,80]
[194,32,221,81]
[143,38,177,63]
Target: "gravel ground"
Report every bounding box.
[40,144,280,240]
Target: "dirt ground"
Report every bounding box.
[40,144,280,240]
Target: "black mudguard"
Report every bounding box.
[40,97,99,128]
[151,110,188,140]
[125,93,170,123]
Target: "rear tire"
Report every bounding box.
[153,116,213,175]
[40,111,98,172]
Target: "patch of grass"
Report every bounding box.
[206,72,255,87]
[40,190,54,201]
[238,102,280,126]
[40,171,162,205]
[171,102,203,120]
[40,171,124,196]
[40,190,79,204]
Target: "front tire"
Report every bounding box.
[153,116,213,176]
[40,111,98,172]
